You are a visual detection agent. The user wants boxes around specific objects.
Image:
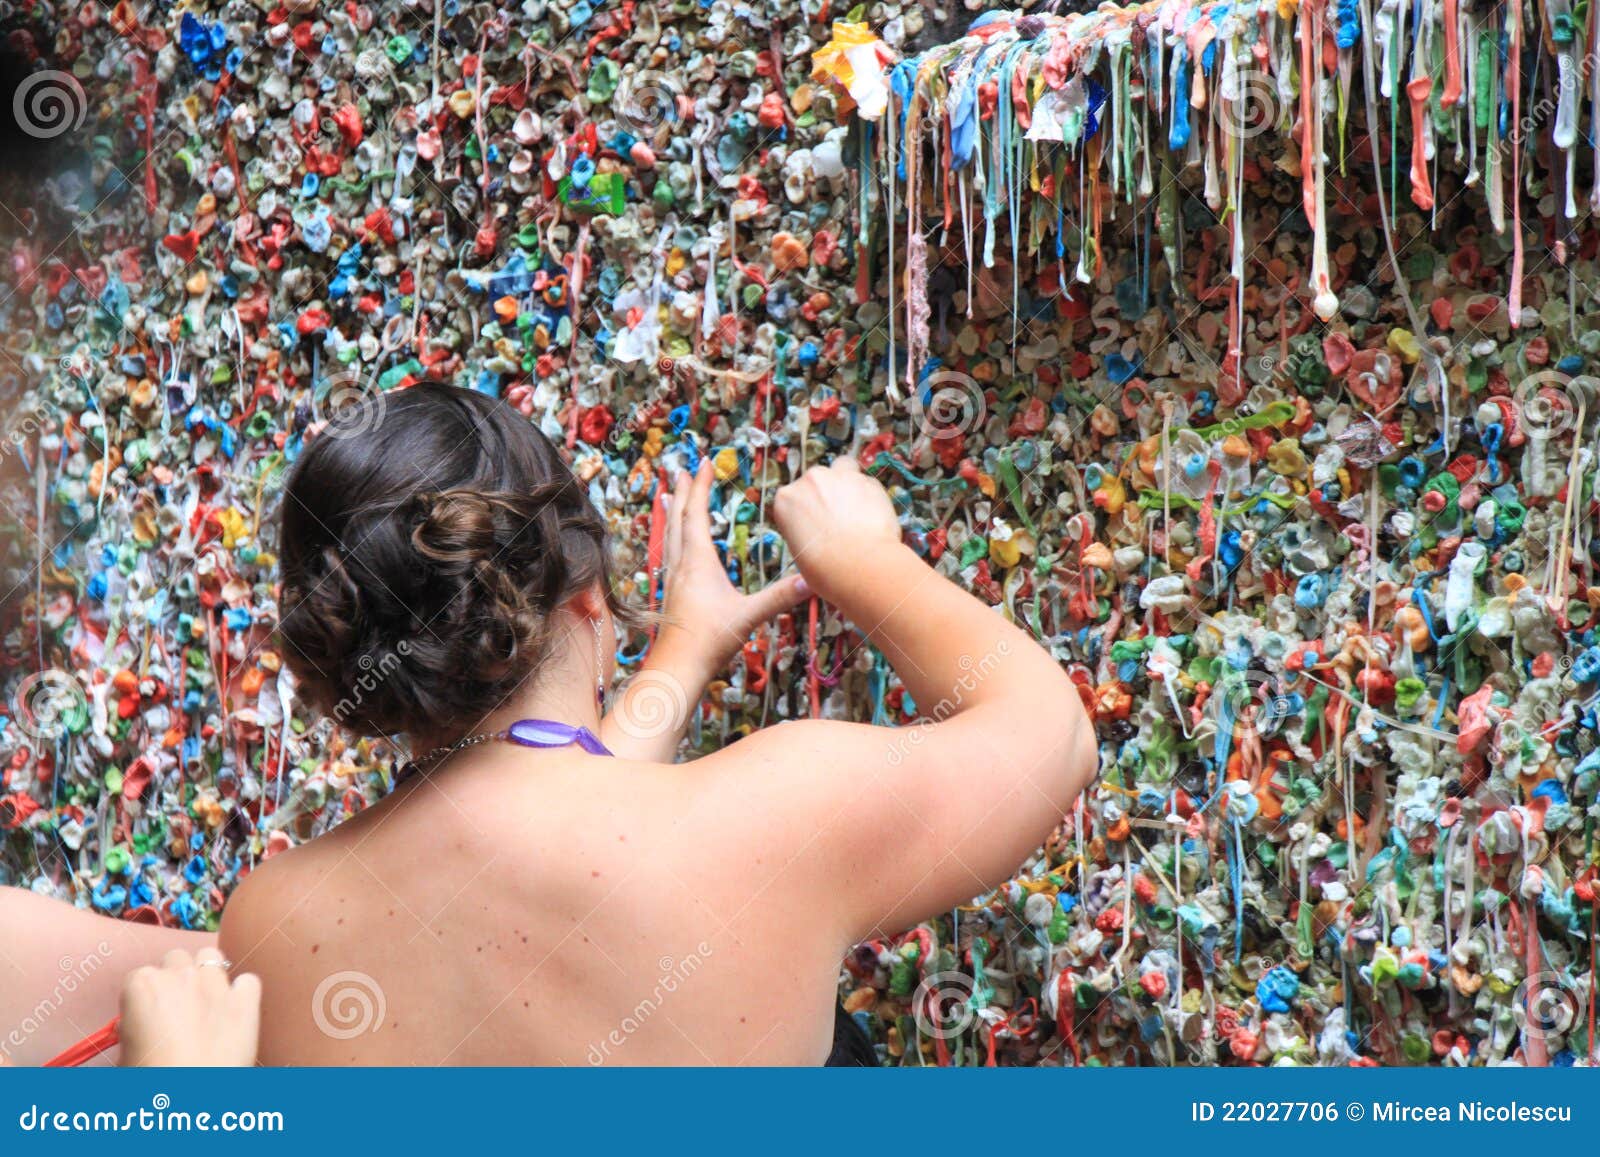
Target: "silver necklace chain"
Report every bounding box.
[405,729,507,776]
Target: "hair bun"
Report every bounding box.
[411,490,500,564]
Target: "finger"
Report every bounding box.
[122,964,159,1003]
[230,971,264,1011]
[119,965,158,1042]
[192,945,232,991]
[738,573,810,629]
[687,457,714,541]
[161,948,194,972]
[228,974,264,1066]
[663,470,687,572]
[831,454,860,474]
[771,483,802,536]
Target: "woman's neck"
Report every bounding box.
[413,643,603,759]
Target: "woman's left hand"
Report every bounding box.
[601,460,807,762]
[658,459,807,676]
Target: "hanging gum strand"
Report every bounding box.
[1302,0,1339,319]
[1406,73,1435,209]
[1589,0,1600,208]
[1442,0,1464,106]
[1299,1,1317,234]
[1509,2,1525,321]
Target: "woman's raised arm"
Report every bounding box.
[694,458,1098,941]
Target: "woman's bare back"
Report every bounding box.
[222,742,847,1065]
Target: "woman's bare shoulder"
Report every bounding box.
[217,834,349,971]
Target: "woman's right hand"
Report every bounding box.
[772,457,902,601]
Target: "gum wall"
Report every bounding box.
[2,0,1599,1066]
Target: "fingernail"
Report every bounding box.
[794,575,810,597]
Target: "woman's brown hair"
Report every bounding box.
[276,381,629,738]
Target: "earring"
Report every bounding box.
[593,619,607,710]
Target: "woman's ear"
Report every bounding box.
[564,583,609,625]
